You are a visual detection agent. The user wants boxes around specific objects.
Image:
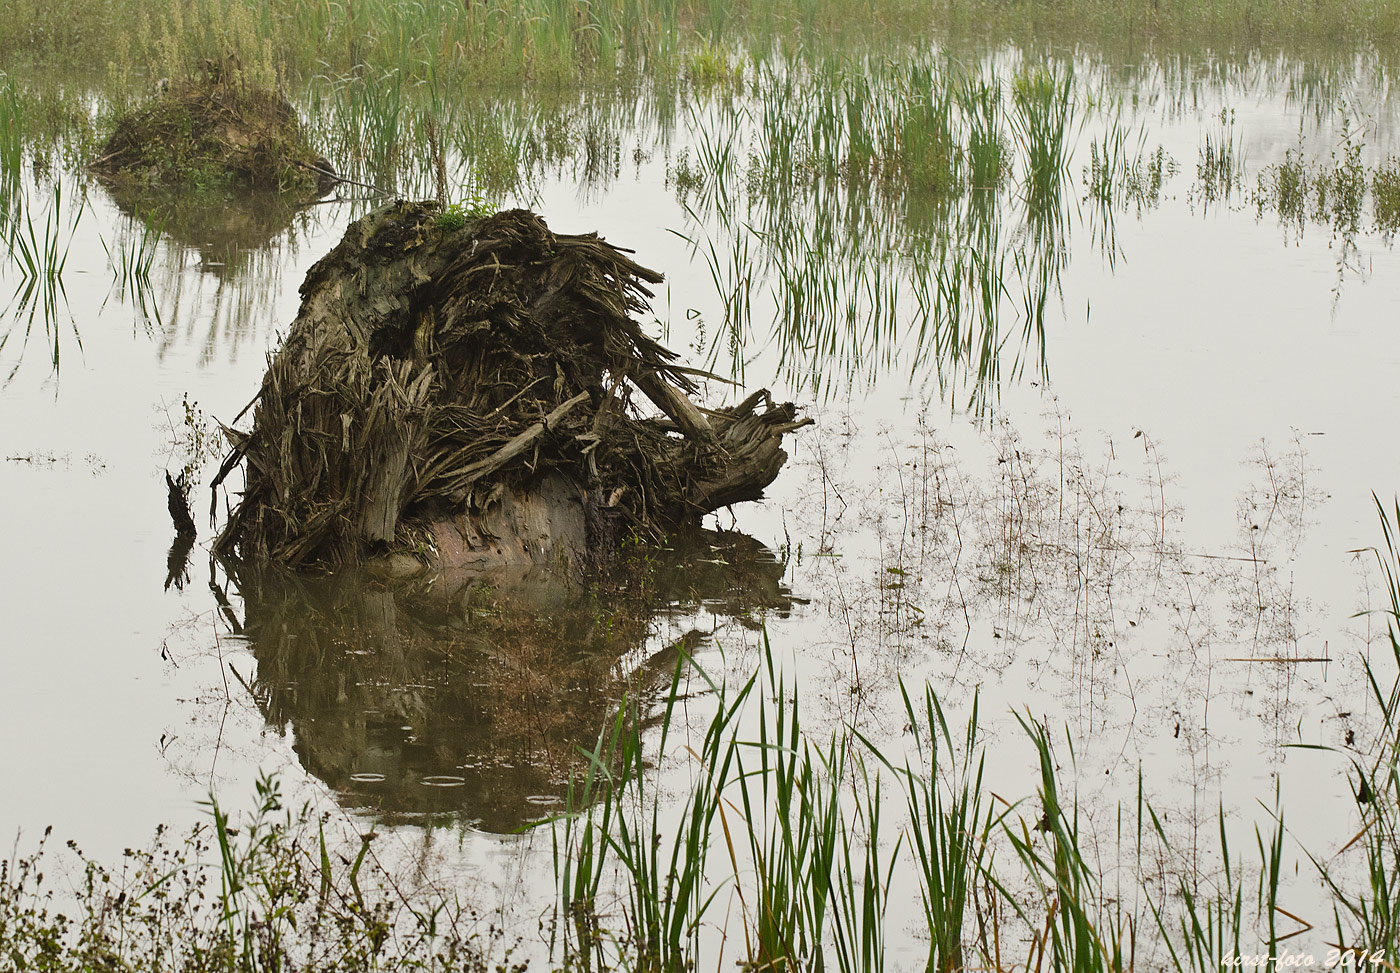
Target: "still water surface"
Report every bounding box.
[2,45,1400,954]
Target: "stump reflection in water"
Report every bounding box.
[223,530,793,832]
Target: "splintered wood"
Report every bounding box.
[213,202,810,574]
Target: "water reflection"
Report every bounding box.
[217,529,794,832]
[5,48,1397,400]
[93,179,339,364]
[165,533,195,591]
[94,179,323,279]
[782,404,1340,812]
[0,171,337,385]
[0,175,86,385]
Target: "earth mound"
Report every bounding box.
[93,55,333,195]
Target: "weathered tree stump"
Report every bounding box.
[212,201,810,576]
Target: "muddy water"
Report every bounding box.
[3,47,1400,956]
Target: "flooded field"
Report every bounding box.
[4,2,1400,967]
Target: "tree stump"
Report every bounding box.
[212,201,811,576]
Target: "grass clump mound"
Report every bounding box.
[212,201,809,574]
[92,55,333,195]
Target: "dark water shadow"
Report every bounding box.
[215,530,794,833]
[95,178,325,279]
[165,533,195,591]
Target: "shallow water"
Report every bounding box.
[3,44,1400,958]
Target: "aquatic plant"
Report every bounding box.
[541,503,1400,969]
[958,69,1008,192]
[1375,156,1400,237]
[1195,110,1246,206]
[1249,118,1400,280]
[1,178,85,383]
[1124,146,1173,210]
[551,652,754,972]
[0,74,21,225]
[1314,120,1367,236]
[685,43,746,91]
[4,0,1400,87]
[1149,805,1249,973]
[0,772,505,971]
[11,541,1400,971]
[1004,715,1137,971]
[656,52,1076,410]
[866,686,999,973]
[1295,495,1400,962]
[1011,65,1073,211]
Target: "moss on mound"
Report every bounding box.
[93,56,333,194]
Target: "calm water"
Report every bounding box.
[3,45,1400,957]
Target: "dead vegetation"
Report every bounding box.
[212,201,809,574]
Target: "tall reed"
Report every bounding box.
[1299,495,1400,962]
[551,651,755,973]
[1004,715,1136,972]
[0,74,21,224]
[2,178,85,381]
[1149,805,1247,973]
[864,686,998,973]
